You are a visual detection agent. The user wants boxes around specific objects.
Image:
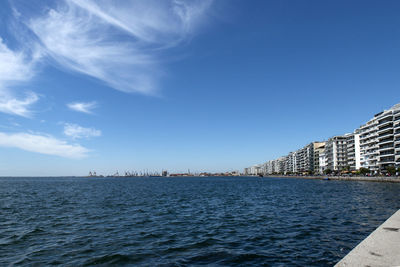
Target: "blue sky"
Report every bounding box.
[0,0,400,176]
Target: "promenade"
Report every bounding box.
[263,175,400,183]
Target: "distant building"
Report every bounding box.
[359,115,379,173]
[319,150,327,174]
[313,142,326,174]
[295,143,313,173]
[284,152,296,174]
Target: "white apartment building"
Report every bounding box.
[359,117,379,173]
[346,132,361,171]
[375,103,400,172]
[357,103,400,173]
[284,152,297,174]
[395,106,400,168]
[295,143,313,173]
[265,161,273,174]
[325,136,348,171]
[319,150,327,174]
[313,142,326,174]
[272,157,285,174]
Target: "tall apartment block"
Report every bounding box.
[324,136,348,171]
[318,149,327,174]
[395,106,400,167]
[376,103,400,171]
[358,103,400,173]
[296,143,314,173]
[313,142,325,174]
[359,117,378,172]
[346,132,361,171]
[284,151,297,174]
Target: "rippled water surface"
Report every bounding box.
[1,176,400,266]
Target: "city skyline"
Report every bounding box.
[1,1,400,176]
[247,102,400,176]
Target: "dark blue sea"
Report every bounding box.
[1,176,400,266]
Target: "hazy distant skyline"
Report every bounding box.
[1,0,400,176]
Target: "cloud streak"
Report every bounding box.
[0,38,40,117]
[27,0,213,94]
[67,101,97,114]
[0,131,89,158]
[63,123,101,139]
[0,91,39,118]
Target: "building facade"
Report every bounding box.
[325,136,348,171]
[244,101,400,176]
[313,142,326,174]
[346,132,361,171]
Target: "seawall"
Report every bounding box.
[335,209,400,266]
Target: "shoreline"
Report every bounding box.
[262,175,400,183]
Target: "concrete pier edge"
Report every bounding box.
[335,209,400,266]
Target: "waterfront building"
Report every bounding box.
[395,106,400,168]
[286,152,297,174]
[294,142,325,174]
[265,161,273,175]
[284,152,296,174]
[318,149,327,174]
[313,142,325,174]
[359,116,379,173]
[375,103,400,172]
[250,164,263,175]
[357,103,400,173]
[346,132,361,171]
[244,101,400,176]
[275,157,286,174]
[295,143,313,174]
[325,135,348,171]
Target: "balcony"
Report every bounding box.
[378,131,394,139]
[379,142,394,149]
[378,119,393,127]
[362,139,378,146]
[379,154,395,162]
[378,113,393,123]
[379,137,394,145]
[360,132,378,138]
[379,150,394,156]
[378,124,393,133]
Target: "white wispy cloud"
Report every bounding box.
[27,0,213,94]
[0,38,40,117]
[63,123,101,139]
[0,91,39,117]
[0,131,89,158]
[67,101,97,114]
